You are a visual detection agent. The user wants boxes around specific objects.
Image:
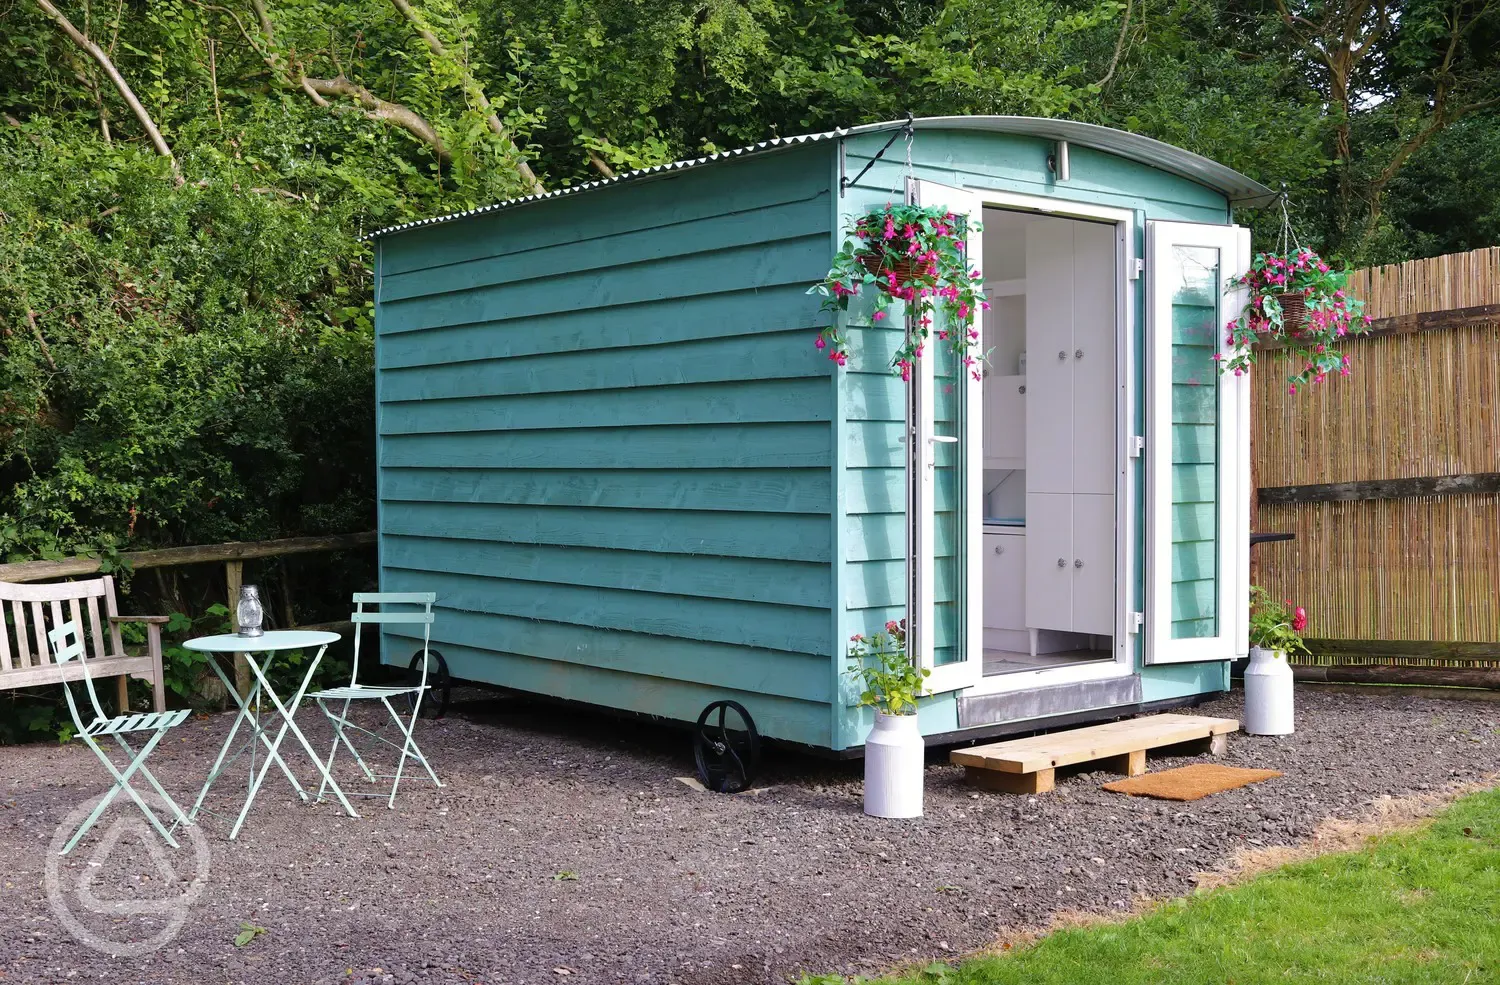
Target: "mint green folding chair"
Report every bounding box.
[309,593,443,808]
[48,621,193,855]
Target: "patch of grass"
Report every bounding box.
[870,789,1500,984]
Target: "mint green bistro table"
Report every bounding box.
[184,630,358,839]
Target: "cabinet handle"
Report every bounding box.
[1057,350,1067,361]
[1074,559,1084,568]
[1018,384,1026,395]
[994,545,1003,555]
[1075,348,1084,359]
[1056,558,1066,568]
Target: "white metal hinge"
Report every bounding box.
[1130,258,1144,280]
[1129,435,1145,458]
[1130,611,1145,634]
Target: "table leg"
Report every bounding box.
[241,645,358,824]
[189,652,305,826]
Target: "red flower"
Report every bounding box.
[1292,606,1308,632]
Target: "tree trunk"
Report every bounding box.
[33,0,176,169]
[386,0,544,194]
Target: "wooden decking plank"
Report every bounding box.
[950,714,1240,774]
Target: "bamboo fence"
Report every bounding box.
[1252,247,1500,665]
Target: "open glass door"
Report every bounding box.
[908,178,984,693]
[1144,221,1251,664]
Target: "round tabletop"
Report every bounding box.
[182,630,341,653]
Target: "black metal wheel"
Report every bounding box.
[692,700,760,793]
[405,648,451,719]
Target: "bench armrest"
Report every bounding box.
[108,615,171,625]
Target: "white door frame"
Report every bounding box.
[959,190,1136,698]
[1144,221,1252,664]
[908,178,986,694]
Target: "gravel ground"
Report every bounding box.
[2,685,1497,985]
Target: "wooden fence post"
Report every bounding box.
[225,559,249,698]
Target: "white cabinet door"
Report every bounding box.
[983,531,1025,630]
[985,374,1026,467]
[1024,493,1072,632]
[1024,220,1074,494]
[1070,493,1116,635]
[1071,220,1117,496]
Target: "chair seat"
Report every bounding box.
[85,707,192,736]
[310,684,426,702]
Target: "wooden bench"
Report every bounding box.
[951,713,1240,794]
[1,576,168,713]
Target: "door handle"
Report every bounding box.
[929,436,958,444]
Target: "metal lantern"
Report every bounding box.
[236,584,264,638]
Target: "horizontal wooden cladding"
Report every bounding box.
[381,195,830,303]
[379,234,830,336]
[379,422,830,471]
[380,378,830,436]
[846,558,955,610]
[381,501,831,563]
[1257,302,1500,350]
[1257,495,1500,642]
[377,636,832,744]
[381,147,832,276]
[379,566,830,657]
[382,534,831,609]
[378,284,818,371]
[378,331,826,402]
[380,468,831,514]
[1259,473,1500,505]
[845,467,951,515]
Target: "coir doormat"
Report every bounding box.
[1102,763,1283,801]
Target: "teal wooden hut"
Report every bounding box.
[367,116,1275,754]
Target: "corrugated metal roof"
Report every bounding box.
[364,116,1276,241]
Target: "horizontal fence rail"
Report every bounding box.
[0,532,377,696]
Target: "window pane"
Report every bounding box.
[1167,246,1220,639]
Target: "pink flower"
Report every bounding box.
[872,311,886,322]
[1292,606,1307,632]
[885,620,900,633]
[851,633,864,642]
[814,336,827,350]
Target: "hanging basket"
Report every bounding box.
[1274,292,1307,334]
[858,249,922,285]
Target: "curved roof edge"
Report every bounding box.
[365,116,1276,241]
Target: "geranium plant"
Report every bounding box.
[809,204,987,382]
[847,619,929,715]
[1248,586,1310,657]
[1219,248,1373,394]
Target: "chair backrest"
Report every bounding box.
[349,592,436,686]
[0,576,123,684]
[48,620,108,729]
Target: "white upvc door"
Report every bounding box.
[1144,221,1252,664]
[907,178,984,694]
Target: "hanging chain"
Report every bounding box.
[1279,182,1301,255]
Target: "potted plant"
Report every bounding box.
[1218,248,1372,394]
[1244,587,1309,735]
[809,204,987,383]
[847,619,929,818]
